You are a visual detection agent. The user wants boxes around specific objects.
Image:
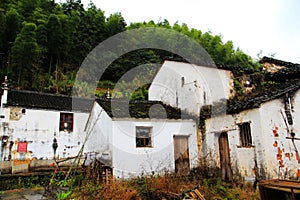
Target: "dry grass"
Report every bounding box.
[71,173,260,200]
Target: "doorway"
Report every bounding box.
[218,132,233,181]
[173,135,190,175]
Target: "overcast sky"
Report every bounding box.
[78,0,300,63]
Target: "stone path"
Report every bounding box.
[0,188,52,200]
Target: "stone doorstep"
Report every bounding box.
[11,164,29,174]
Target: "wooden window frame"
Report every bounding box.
[136,126,152,148]
[59,113,74,132]
[237,122,254,148]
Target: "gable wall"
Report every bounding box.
[84,102,113,165]
[149,61,233,115]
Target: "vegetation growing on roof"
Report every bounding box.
[96,98,195,119]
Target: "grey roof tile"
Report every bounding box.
[5,90,94,112]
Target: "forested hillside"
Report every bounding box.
[0,0,259,96]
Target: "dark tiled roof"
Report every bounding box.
[6,90,94,112]
[259,56,298,67]
[201,79,300,117]
[265,64,300,81]
[200,57,300,118]
[227,80,300,114]
[95,98,195,120]
[259,57,300,81]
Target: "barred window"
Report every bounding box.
[238,122,253,147]
[59,113,73,132]
[136,127,152,147]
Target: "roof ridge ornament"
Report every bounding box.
[105,88,111,99]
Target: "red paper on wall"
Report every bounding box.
[17,142,27,153]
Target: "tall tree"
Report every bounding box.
[17,0,38,19]
[46,14,62,74]
[4,8,22,69]
[62,0,84,16]
[106,12,126,37]
[0,10,6,70]
[11,22,40,89]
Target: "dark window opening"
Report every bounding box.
[60,113,74,132]
[136,126,152,147]
[238,122,253,147]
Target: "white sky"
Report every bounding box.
[80,0,300,63]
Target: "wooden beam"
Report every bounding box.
[286,137,300,141]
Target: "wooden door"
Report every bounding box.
[174,135,190,175]
[218,132,233,181]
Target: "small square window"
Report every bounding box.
[136,126,152,147]
[60,113,73,132]
[238,122,252,147]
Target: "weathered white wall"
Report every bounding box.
[149,61,233,115]
[203,91,300,180]
[111,119,198,178]
[2,107,89,161]
[84,103,199,179]
[84,102,113,165]
[259,93,300,179]
[204,108,263,181]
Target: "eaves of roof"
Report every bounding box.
[201,79,300,118]
[259,56,298,67]
[5,89,94,113]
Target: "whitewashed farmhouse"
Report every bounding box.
[84,98,199,178]
[0,79,92,173]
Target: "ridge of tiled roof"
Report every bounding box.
[259,56,298,67]
[227,80,300,114]
[216,64,262,74]
[260,57,300,81]
[6,89,94,112]
[164,56,261,74]
[265,64,300,81]
[95,98,195,120]
[201,79,300,117]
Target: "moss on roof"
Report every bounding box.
[96,98,195,120]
